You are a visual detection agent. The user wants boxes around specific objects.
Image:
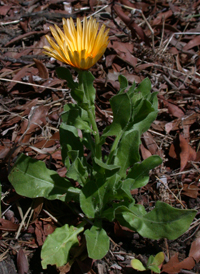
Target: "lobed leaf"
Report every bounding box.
[127,155,162,189]
[8,154,80,202]
[134,77,151,97]
[61,104,92,133]
[102,93,131,137]
[41,224,84,268]
[116,201,196,240]
[59,123,84,166]
[56,67,78,90]
[80,174,120,219]
[118,74,128,93]
[66,150,88,186]
[84,222,110,260]
[78,70,96,106]
[114,129,140,178]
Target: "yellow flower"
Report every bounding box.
[43,17,109,70]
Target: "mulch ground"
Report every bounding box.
[0,0,200,273]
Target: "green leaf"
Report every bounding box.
[80,173,124,219]
[66,150,88,186]
[134,110,158,135]
[116,201,196,240]
[126,98,158,135]
[94,157,120,177]
[144,252,164,273]
[79,178,100,218]
[84,222,110,260]
[59,123,84,166]
[61,104,92,133]
[152,252,165,266]
[71,88,86,107]
[41,224,84,268]
[114,129,140,178]
[100,204,119,222]
[82,132,95,155]
[73,90,89,110]
[131,259,146,271]
[100,192,136,222]
[133,99,156,124]
[148,265,161,273]
[79,167,135,220]
[56,67,78,90]
[8,154,80,202]
[135,77,151,97]
[121,178,135,200]
[128,89,143,105]
[78,70,96,106]
[102,93,131,137]
[147,255,155,265]
[131,99,158,134]
[127,155,162,189]
[118,75,128,93]
[148,91,158,110]
[79,175,113,218]
[114,203,145,229]
[102,176,135,208]
[127,81,136,96]
[126,80,159,135]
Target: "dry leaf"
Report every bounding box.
[140,143,152,160]
[179,134,196,171]
[183,36,200,51]
[0,218,19,232]
[17,249,29,274]
[162,253,195,273]
[33,58,49,79]
[182,184,199,198]
[189,237,200,263]
[142,132,163,157]
[167,102,184,118]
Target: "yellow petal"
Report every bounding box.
[44,16,109,70]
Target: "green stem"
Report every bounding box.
[78,71,102,160]
[106,132,122,165]
[84,133,95,157]
[87,108,102,160]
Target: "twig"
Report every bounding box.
[0,20,20,26]
[162,32,200,53]
[0,249,9,262]
[179,271,196,274]
[117,3,155,51]
[159,16,165,49]
[5,30,49,47]
[86,4,109,20]
[136,58,200,87]
[42,209,62,226]
[0,77,69,92]
[156,176,185,208]
[0,56,32,65]
[181,223,200,242]
[16,205,32,239]
[170,170,197,176]
[148,129,173,141]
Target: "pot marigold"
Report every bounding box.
[43,17,109,70]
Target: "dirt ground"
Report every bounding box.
[0,0,200,273]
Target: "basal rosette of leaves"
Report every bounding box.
[8,17,196,270]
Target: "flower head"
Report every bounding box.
[43,17,109,70]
